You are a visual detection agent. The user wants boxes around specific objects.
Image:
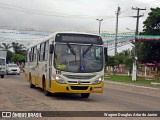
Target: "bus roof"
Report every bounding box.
[27,32,101,49]
[53,31,101,36]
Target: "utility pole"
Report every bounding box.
[132,7,146,81]
[96,19,103,35]
[115,6,121,55]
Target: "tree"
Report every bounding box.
[11,54,26,63]
[0,43,12,51]
[6,51,13,63]
[124,57,133,75]
[107,49,133,74]
[142,7,160,35]
[107,56,119,67]
[119,49,133,75]
[0,43,13,63]
[138,7,160,77]
[138,7,160,63]
[12,42,27,55]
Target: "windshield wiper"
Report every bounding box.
[83,44,93,56]
[67,43,76,56]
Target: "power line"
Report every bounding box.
[120,0,159,18]
[0,2,108,19]
[0,1,157,33]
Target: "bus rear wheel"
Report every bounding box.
[29,75,34,88]
[81,93,90,98]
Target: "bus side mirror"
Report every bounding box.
[50,44,54,54]
[104,47,108,62]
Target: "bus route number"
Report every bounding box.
[56,70,61,75]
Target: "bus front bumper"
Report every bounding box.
[49,81,104,93]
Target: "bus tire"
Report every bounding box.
[43,79,51,96]
[29,74,35,88]
[81,93,90,98]
[1,75,4,78]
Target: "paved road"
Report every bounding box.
[0,74,160,120]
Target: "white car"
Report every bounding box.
[6,64,20,75]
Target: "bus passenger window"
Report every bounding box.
[45,42,49,61]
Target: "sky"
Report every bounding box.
[0,0,159,33]
[0,0,159,55]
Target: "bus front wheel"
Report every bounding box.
[43,80,51,96]
[81,93,90,98]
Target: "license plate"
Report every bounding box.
[94,87,101,91]
[12,72,17,74]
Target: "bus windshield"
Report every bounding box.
[0,58,5,65]
[54,44,103,73]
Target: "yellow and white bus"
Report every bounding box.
[25,32,107,98]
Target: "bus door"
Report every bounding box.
[48,44,54,88]
[35,49,40,87]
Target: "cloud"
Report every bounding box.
[0,0,159,32]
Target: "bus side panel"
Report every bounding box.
[25,72,29,81]
[24,62,30,81]
[31,75,36,85]
[37,75,43,89]
[37,61,48,89]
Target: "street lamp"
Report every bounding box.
[96,19,103,35]
[126,28,135,32]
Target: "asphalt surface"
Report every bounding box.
[0,74,159,120]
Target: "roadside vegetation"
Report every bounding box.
[106,7,160,86]
[0,42,26,63]
[105,74,160,86]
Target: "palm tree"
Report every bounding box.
[12,42,26,55]
[0,43,13,63]
[0,43,12,51]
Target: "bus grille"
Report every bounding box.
[68,81,90,84]
[64,74,95,79]
[70,86,89,90]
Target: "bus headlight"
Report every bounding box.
[92,76,103,84]
[55,75,66,84]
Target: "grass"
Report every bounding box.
[105,74,160,85]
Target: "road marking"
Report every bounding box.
[105,81,160,90]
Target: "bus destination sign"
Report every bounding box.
[55,33,103,45]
